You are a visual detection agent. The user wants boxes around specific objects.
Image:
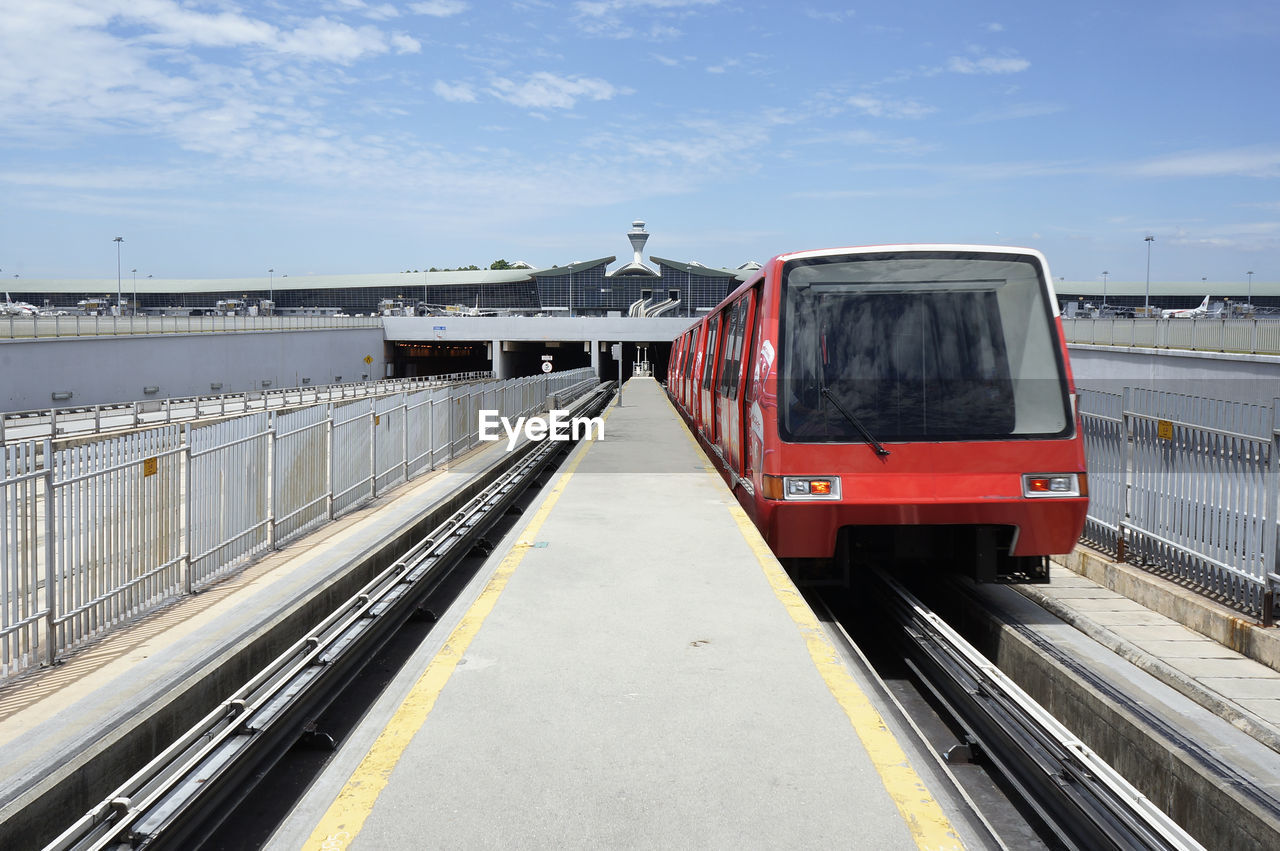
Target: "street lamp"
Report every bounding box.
[131,268,137,316]
[1247,270,1254,309]
[1143,235,1155,314]
[1101,271,1109,309]
[113,237,124,314]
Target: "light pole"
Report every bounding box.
[1143,235,1155,314]
[268,268,274,314]
[1101,271,1109,309]
[114,237,123,314]
[131,268,137,316]
[1247,270,1254,309]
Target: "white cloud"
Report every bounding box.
[391,33,422,53]
[984,22,1004,32]
[651,53,681,66]
[1130,146,1280,179]
[948,54,1029,74]
[572,0,719,38]
[434,80,478,102]
[488,72,622,109]
[409,0,469,16]
[806,8,854,23]
[963,102,1064,123]
[847,95,935,119]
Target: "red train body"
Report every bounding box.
[666,245,1087,581]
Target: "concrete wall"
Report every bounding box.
[1068,344,1280,404]
[0,328,386,412]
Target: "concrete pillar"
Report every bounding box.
[491,338,510,379]
[591,339,601,378]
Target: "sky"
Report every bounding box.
[1,0,1278,284]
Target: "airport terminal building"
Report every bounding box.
[7,221,756,319]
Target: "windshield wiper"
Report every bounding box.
[820,386,891,457]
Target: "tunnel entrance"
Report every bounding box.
[391,342,492,377]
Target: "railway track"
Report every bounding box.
[41,383,613,851]
[819,572,1205,851]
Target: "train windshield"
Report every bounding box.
[779,251,1071,443]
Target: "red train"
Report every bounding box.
[667,245,1087,582]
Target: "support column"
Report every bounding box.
[591,339,601,379]
[491,338,511,379]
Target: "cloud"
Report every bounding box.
[409,0,469,16]
[805,8,854,23]
[984,22,1004,32]
[488,72,623,109]
[962,102,1065,123]
[434,80,478,102]
[1166,221,1280,251]
[948,54,1029,74]
[572,0,720,38]
[847,95,935,119]
[1130,146,1280,179]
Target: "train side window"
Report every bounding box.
[717,298,748,399]
[701,320,719,391]
[684,328,700,379]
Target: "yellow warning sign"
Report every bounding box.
[143,457,158,477]
[364,355,374,365]
[1156,419,1173,440]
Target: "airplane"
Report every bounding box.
[1160,295,1219,319]
[1,292,37,316]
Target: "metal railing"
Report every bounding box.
[1063,317,1280,355]
[0,368,598,681]
[0,313,382,340]
[1079,387,1279,622]
[0,371,492,444]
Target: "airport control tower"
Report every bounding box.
[615,220,658,277]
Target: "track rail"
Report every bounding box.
[43,384,613,851]
[870,570,1204,851]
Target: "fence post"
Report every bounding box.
[1117,386,1133,564]
[370,401,378,499]
[326,404,336,521]
[267,412,277,550]
[183,424,194,594]
[401,397,409,484]
[1265,398,1280,627]
[42,441,57,667]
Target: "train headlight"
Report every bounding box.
[1022,473,1084,498]
[764,475,841,500]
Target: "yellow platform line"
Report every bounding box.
[302,422,605,851]
[663,392,964,850]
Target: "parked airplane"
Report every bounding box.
[1,293,37,315]
[1160,295,1217,319]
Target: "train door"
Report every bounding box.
[715,292,755,478]
[670,333,685,401]
[683,326,699,410]
[699,316,721,439]
[741,286,767,487]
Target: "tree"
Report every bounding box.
[490,259,513,270]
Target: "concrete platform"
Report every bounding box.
[1028,556,1280,753]
[268,378,984,850]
